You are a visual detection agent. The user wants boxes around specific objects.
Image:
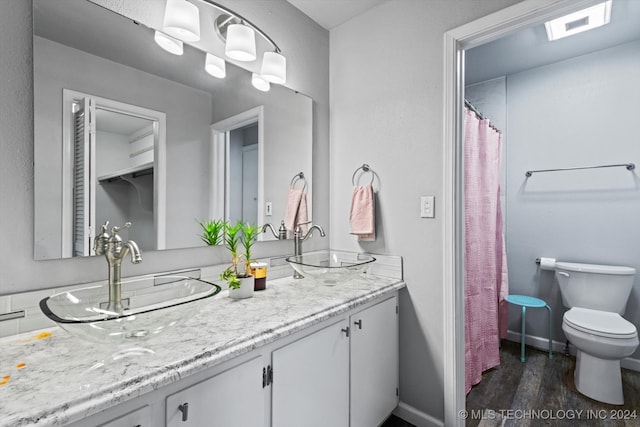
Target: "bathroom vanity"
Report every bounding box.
[0,270,404,427]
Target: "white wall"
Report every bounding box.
[504,40,640,360]
[330,0,521,422]
[0,0,328,295]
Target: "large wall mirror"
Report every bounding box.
[33,0,313,260]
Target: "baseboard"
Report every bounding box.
[505,330,640,372]
[393,401,444,427]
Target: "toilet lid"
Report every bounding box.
[564,307,637,339]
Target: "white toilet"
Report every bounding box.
[556,262,639,405]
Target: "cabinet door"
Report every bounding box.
[271,320,350,427]
[166,356,265,427]
[350,296,399,427]
[97,405,150,427]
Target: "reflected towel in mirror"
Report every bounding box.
[284,188,308,235]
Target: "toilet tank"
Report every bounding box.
[555,262,636,314]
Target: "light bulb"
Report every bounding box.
[154,31,183,55]
[225,24,256,62]
[205,53,226,79]
[260,52,286,84]
[251,73,270,92]
[162,0,200,42]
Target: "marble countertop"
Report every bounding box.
[0,273,404,427]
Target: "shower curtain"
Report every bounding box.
[464,108,508,394]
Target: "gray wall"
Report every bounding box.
[504,39,640,360]
[329,0,521,422]
[0,0,329,294]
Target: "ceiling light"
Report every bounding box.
[154,31,184,55]
[162,0,201,42]
[225,24,256,61]
[260,52,287,84]
[544,0,612,41]
[205,53,226,78]
[251,73,270,92]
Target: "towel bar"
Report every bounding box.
[352,163,375,186]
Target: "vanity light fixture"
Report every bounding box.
[225,23,257,61]
[251,73,270,92]
[545,0,612,41]
[162,0,201,42]
[205,53,226,78]
[154,31,184,55]
[260,51,287,84]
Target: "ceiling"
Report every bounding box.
[466,0,640,85]
[285,0,388,30]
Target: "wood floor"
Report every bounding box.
[466,340,640,427]
[382,340,640,427]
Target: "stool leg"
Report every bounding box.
[546,304,553,359]
[521,306,526,362]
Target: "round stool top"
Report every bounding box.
[505,294,547,308]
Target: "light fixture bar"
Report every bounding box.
[201,0,281,53]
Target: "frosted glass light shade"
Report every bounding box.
[162,0,200,42]
[260,52,286,84]
[154,31,184,55]
[251,73,270,92]
[205,53,226,79]
[225,24,256,61]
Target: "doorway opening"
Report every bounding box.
[442,1,615,425]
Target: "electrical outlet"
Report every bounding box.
[420,196,435,218]
[266,202,273,216]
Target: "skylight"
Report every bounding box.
[545,1,612,41]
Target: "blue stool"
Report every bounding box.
[504,295,553,362]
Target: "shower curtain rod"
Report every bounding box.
[464,99,501,133]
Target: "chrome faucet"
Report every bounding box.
[293,222,326,279]
[262,220,288,240]
[94,221,142,313]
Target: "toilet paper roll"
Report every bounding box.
[538,257,556,271]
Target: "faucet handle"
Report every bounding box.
[111,222,132,235]
[93,221,111,255]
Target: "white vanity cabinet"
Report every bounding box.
[166,356,266,427]
[271,319,350,427]
[350,296,399,427]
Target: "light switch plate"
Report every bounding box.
[266,202,273,216]
[420,196,435,218]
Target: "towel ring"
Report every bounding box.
[290,172,307,191]
[352,164,374,186]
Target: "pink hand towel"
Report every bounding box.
[350,185,375,241]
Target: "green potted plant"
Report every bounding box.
[197,218,225,246]
[221,221,260,299]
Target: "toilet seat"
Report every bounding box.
[564,307,637,339]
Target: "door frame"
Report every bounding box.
[442,0,603,425]
[210,106,265,227]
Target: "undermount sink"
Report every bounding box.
[286,251,376,285]
[40,276,221,351]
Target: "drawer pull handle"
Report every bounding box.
[354,319,362,329]
[179,403,189,422]
[341,327,350,337]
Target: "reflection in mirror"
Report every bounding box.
[33,0,312,260]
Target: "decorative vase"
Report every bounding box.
[228,275,255,300]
